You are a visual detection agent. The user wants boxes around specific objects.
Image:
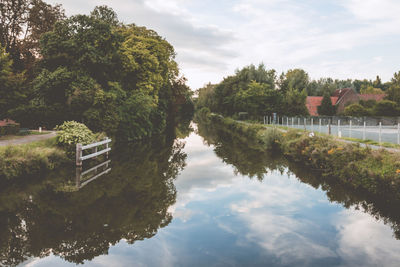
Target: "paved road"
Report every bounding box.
[0,131,57,146]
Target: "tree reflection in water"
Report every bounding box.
[0,136,188,266]
[196,117,400,241]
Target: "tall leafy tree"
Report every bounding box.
[278,68,309,93]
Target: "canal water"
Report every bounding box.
[2,122,400,266]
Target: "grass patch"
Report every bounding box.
[0,137,68,181]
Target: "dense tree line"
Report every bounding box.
[196,64,400,118]
[0,2,193,140]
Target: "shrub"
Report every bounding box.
[55,121,96,157]
[343,103,369,117]
[0,123,20,136]
[373,100,399,116]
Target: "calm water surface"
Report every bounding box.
[2,123,400,267]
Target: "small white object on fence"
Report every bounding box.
[76,138,111,166]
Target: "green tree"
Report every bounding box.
[0,46,26,117]
[278,69,309,93]
[213,64,276,115]
[343,104,369,117]
[360,85,384,94]
[317,92,336,116]
[234,80,282,116]
[284,88,308,116]
[387,72,400,104]
[373,100,399,116]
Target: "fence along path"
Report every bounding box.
[262,116,400,145]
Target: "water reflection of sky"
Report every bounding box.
[24,132,400,267]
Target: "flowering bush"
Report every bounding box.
[55,121,96,157]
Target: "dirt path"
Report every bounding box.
[0,131,57,146]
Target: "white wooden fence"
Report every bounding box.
[76,138,111,166]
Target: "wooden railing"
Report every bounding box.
[76,138,111,166]
[76,159,111,189]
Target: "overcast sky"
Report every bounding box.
[47,0,400,89]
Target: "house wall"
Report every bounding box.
[336,90,359,114]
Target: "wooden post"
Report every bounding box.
[76,143,82,167]
[76,166,82,188]
[328,121,331,135]
[105,137,109,158]
[363,121,366,140]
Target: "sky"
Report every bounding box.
[47,0,400,90]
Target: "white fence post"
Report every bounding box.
[349,120,352,138]
[311,118,314,132]
[287,117,289,127]
[398,123,400,145]
[338,120,341,138]
[363,121,366,140]
[292,117,294,128]
[379,122,382,144]
[319,118,321,133]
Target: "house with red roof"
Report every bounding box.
[306,88,386,116]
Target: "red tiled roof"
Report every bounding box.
[359,94,386,102]
[0,119,17,127]
[306,97,338,116]
[332,88,352,99]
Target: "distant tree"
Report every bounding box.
[278,69,309,93]
[360,85,384,94]
[343,104,369,117]
[317,92,336,116]
[284,88,308,116]
[387,72,400,104]
[234,80,282,116]
[373,100,399,116]
[196,83,216,110]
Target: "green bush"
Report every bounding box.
[0,138,68,181]
[343,103,369,117]
[55,121,96,157]
[373,100,399,116]
[0,123,20,136]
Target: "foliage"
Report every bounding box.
[278,68,309,93]
[387,72,400,104]
[284,88,308,116]
[55,121,96,157]
[317,92,336,116]
[0,137,67,180]
[373,100,399,116]
[213,64,276,116]
[0,0,65,72]
[0,45,27,117]
[25,6,192,140]
[360,85,384,94]
[0,123,20,136]
[343,103,369,117]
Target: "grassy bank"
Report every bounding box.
[0,137,68,181]
[201,110,400,199]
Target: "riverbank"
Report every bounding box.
[197,110,400,199]
[0,137,68,181]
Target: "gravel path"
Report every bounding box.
[0,131,57,146]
